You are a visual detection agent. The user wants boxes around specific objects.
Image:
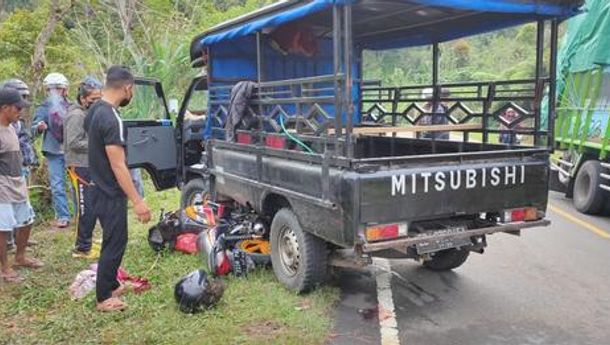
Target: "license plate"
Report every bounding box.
[415,226,472,254]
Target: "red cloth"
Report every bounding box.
[117,267,151,293]
[174,233,199,254]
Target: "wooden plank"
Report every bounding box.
[328,123,481,135]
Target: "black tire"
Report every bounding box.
[422,249,470,271]
[181,178,209,209]
[573,160,605,215]
[270,208,327,293]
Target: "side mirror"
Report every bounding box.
[168,98,179,114]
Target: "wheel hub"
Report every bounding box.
[279,225,300,276]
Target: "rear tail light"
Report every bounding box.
[366,223,408,242]
[501,207,541,223]
[265,135,286,149]
[236,132,253,144]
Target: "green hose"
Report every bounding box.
[279,115,315,154]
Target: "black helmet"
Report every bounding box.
[1,78,30,98]
[174,269,225,314]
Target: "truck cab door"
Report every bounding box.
[176,76,208,185]
[123,78,177,190]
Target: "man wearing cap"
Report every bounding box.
[0,88,44,283]
[31,73,72,229]
[1,79,39,177]
[1,79,39,252]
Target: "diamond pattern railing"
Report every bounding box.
[360,79,550,145]
[208,74,338,137]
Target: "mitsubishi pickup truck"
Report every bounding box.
[124,0,582,292]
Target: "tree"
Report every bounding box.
[31,0,74,97]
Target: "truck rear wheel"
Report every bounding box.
[270,208,327,293]
[573,160,605,215]
[181,178,209,208]
[422,249,470,271]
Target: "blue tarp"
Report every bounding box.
[200,0,580,48]
[408,0,578,15]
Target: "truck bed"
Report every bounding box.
[354,136,522,159]
[209,136,550,248]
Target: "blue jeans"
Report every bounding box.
[45,153,71,221]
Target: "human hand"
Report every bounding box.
[37,121,47,133]
[134,200,151,224]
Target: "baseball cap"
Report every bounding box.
[0,88,32,109]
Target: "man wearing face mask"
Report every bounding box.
[64,76,103,259]
[84,66,151,312]
[31,73,72,229]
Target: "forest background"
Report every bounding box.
[0,0,561,218]
[0,0,560,102]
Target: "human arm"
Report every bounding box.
[105,145,151,223]
[65,111,88,153]
[30,106,48,137]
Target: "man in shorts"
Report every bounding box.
[0,88,44,283]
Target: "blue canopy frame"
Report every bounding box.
[195,0,580,50]
[196,0,582,157]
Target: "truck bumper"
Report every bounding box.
[361,219,551,253]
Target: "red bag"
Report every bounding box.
[175,233,200,254]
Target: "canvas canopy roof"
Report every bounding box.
[557,0,610,74]
[191,0,582,62]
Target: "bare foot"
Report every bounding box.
[1,269,24,283]
[14,257,44,269]
[111,284,128,298]
[96,297,127,312]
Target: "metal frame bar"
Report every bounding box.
[333,5,343,147]
[534,20,545,146]
[344,4,354,158]
[548,19,559,151]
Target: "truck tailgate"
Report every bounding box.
[358,153,549,224]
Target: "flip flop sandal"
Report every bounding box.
[96,297,127,312]
[14,258,44,269]
[1,272,24,284]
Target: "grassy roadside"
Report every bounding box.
[0,185,339,345]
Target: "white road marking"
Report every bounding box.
[374,258,401,345]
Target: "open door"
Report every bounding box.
[176,76,208,185]
[123,78,177,190]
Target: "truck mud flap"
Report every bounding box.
[362,219,550,253]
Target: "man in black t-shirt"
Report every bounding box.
[84,66,151,312]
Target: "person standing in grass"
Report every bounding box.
[1,79,39,251]
[0,88,44,284]
[64,77,103,259]
[84,66,151,311]
[31,73,72,229]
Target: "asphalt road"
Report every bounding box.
[329,191,610,345]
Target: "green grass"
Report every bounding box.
[0,186,339,345]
